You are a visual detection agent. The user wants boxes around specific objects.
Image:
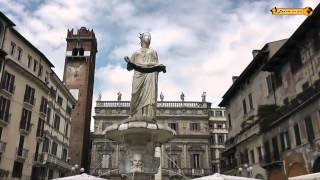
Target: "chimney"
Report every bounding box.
[252,50,260,58]
[232,76,238,83]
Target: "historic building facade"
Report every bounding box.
[220,4,320,180]
[0,11,76,179]
[63,27,97,170]
[90,99,226,179]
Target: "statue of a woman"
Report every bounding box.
[124,32,166,120]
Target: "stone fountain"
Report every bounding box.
[103,32,175,180]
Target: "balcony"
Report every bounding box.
[42,152,72,170]
[33,153,44,165]
[0,113,10,126]
[19,121,31,135]
[0,141,7,153]
[16,148,28,162]
[0,84,15,97]
[23,98,36,109]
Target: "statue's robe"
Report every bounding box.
[130,47,159,118]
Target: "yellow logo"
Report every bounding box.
[271,7,313,16]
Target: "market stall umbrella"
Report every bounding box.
[52,173,108,180]
[288,172,320,180]
[193,173,260,180]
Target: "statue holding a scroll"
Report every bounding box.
[124,32,166,120]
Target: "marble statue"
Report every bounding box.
[202,92,206,102]
[117,91,122,101]
[160,92,164,102]
[180,92,185,102]
[124,32,166,119]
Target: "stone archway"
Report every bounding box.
[313,157,320,173]
[287,162,307,178]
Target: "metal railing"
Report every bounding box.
[16,148,28,160]
[43,152,72,169]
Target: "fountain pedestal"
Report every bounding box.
[104,119,175,180]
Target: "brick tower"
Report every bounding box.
[63,27,97,170]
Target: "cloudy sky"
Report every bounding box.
[0,0,319,129]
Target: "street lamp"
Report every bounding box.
[238,163,253,177]
[71,164,85,175]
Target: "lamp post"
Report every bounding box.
[71,164,85,175]
[238,163,253,177]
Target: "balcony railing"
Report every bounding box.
[16,148,28,161]
[43,152,72,169]
[96,101,211,109]
[0,141,7,153]
[92,168,120,177]
[162,168,212,177]
[34,153,44,164]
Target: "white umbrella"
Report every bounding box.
[288,172,320,180]
[193,173,260,180]
[52,173,108,180]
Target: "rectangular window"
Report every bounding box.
[264,141,271,163]
[33,60,38,72]
[272,137,280,161]
[191,154,200,169]
[40,97,48,114]
[10,42,16,55]
[266,75,274,95]
[217,124,223,129]
[294,124,301,146]
[17,135,25,156]
[17,47,22,60]
[51,142,57,156]
[20,108,31,131]
[228,113,232,128]
[65,123,69,136]
[209,135,215,145]
[190,122,200,131]
[0,96,11,122]
[305,116,315,142]
[12,161,23,178]
[242,99,247,115]
[57,95,63,106]
[168,154,179,169]
[250,150,255,164]
[42,137,49,152]
[1,71,15,93]
[36,118,45,137]
[66,105,72,115]
[290,50,302,74]
[53,114,60,130]
[28,55,32,68]
[102,154,111,168]
[280,131,291,151]
[257,146,262,162]
[248,93,254,110]
[46,108,51,124]
[38,64,43,77]
[62,148,68,161]
[23,85,35,105]
[218,135,224,144]
[216,111,223,117]
[168,123,178,131]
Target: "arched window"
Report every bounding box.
[79,48,84,56]
[72,48,78,56]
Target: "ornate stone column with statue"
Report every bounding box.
[103,32,175,180]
